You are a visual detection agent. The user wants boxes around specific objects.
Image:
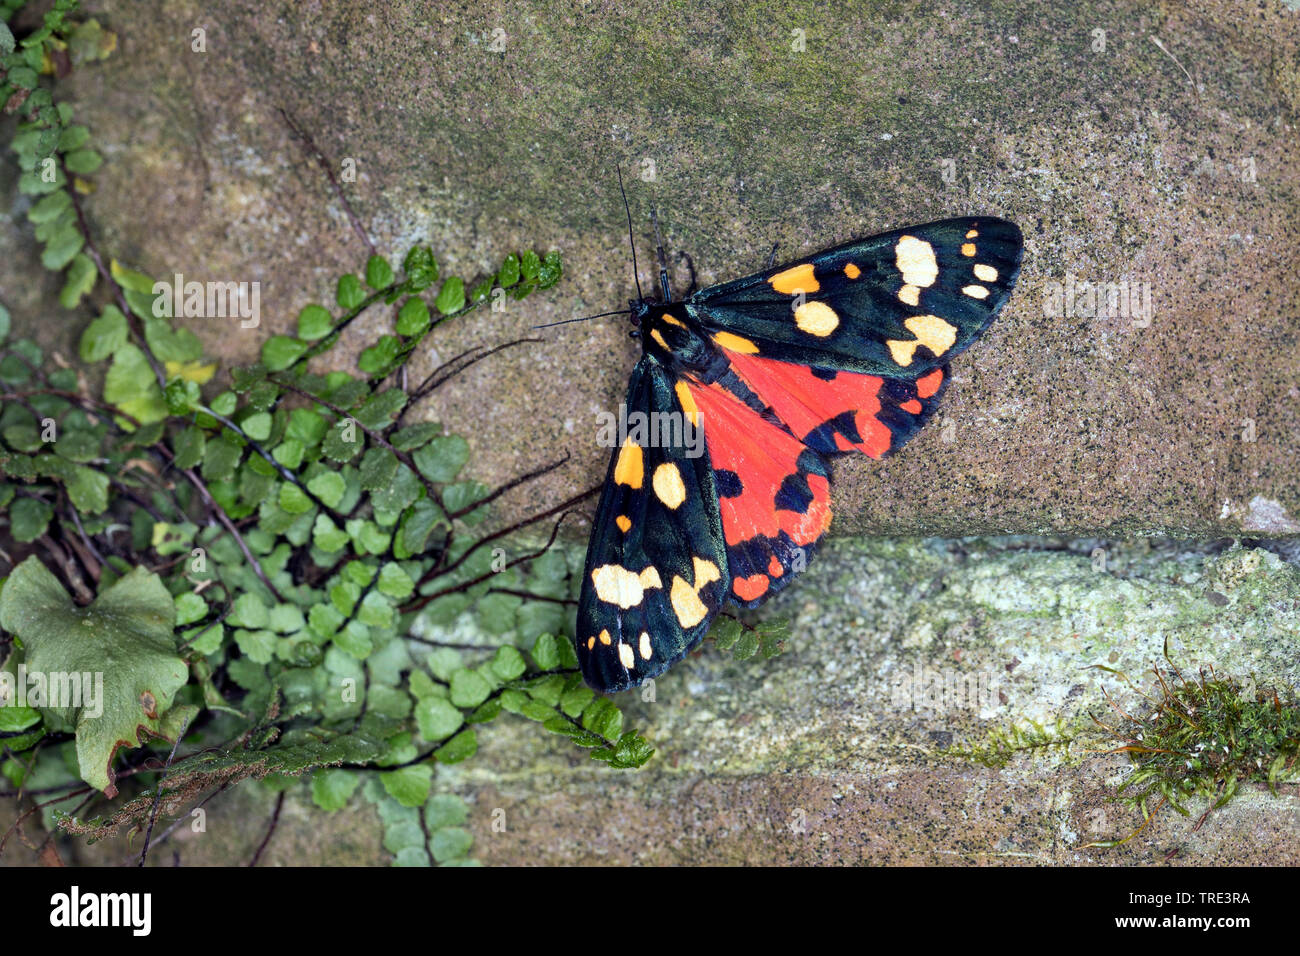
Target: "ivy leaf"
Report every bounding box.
[0,559,188,796]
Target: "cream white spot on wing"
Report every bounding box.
[794,301,839,336]
[894,236,939,288]
[591,564,663,608]
[652,462,687,509]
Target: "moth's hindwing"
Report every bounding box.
[687,216,1022,377]
[576,356,729,693]
[690,373,836,607]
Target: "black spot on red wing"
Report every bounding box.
[795,449,827,475]
[881,377,914,403]
[775,471,816,514]
[810,366,838,381]
[715,468,744,498]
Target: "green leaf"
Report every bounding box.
[402,246,438,290]
[531,633,562,670]
[311,769,360,811]
[27,189,70,224]
[581,697,623,741]
[434,276,465,315]
[174,592,207,626]
[381,764,433,807]
[520,249,541,281]
[104,345,168,426]
[592,730,655,769]
[358,335,401,376]
[306,471,346,508]
[498,253,520,288]
[377,563,414,599]
[261,335,308,372]
[241,411,272,441]
[490,646,527,681]
[41,227,84,270]
[297,304,333,340]
[395,297,430,336]
[279,482,312,514]
[365,255,394,289]
[63,148,103,175]
[415,696,462,742]
[10,497,53,543]
[424,794,468,829]
[78,305,128,362]
[434,728,477,764]
[57,125,90,152]
[60,253,97,308]
[390,422,441,451]
[411,434,469,484]
[449,669,491,708]
[234,628,277,665]
[312,513,349,552]
[0,559,188,796]
[537,250,563,289]
[336,274,365,310]
[66,465,109,514]
[110,260,156,294]
[429,827,473,863]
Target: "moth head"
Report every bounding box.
[629,298,648,339]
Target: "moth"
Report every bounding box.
[573,211,1022,693]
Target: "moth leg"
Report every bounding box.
[765,242,779,270]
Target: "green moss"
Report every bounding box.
[1086,648,1300,846]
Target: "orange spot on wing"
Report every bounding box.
[732,574,770,602]
[901,399,922,414]
[767,555,784,577]
[916,368,944,399]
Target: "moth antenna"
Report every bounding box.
[616,164,644,304]
[531,308,631,331]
